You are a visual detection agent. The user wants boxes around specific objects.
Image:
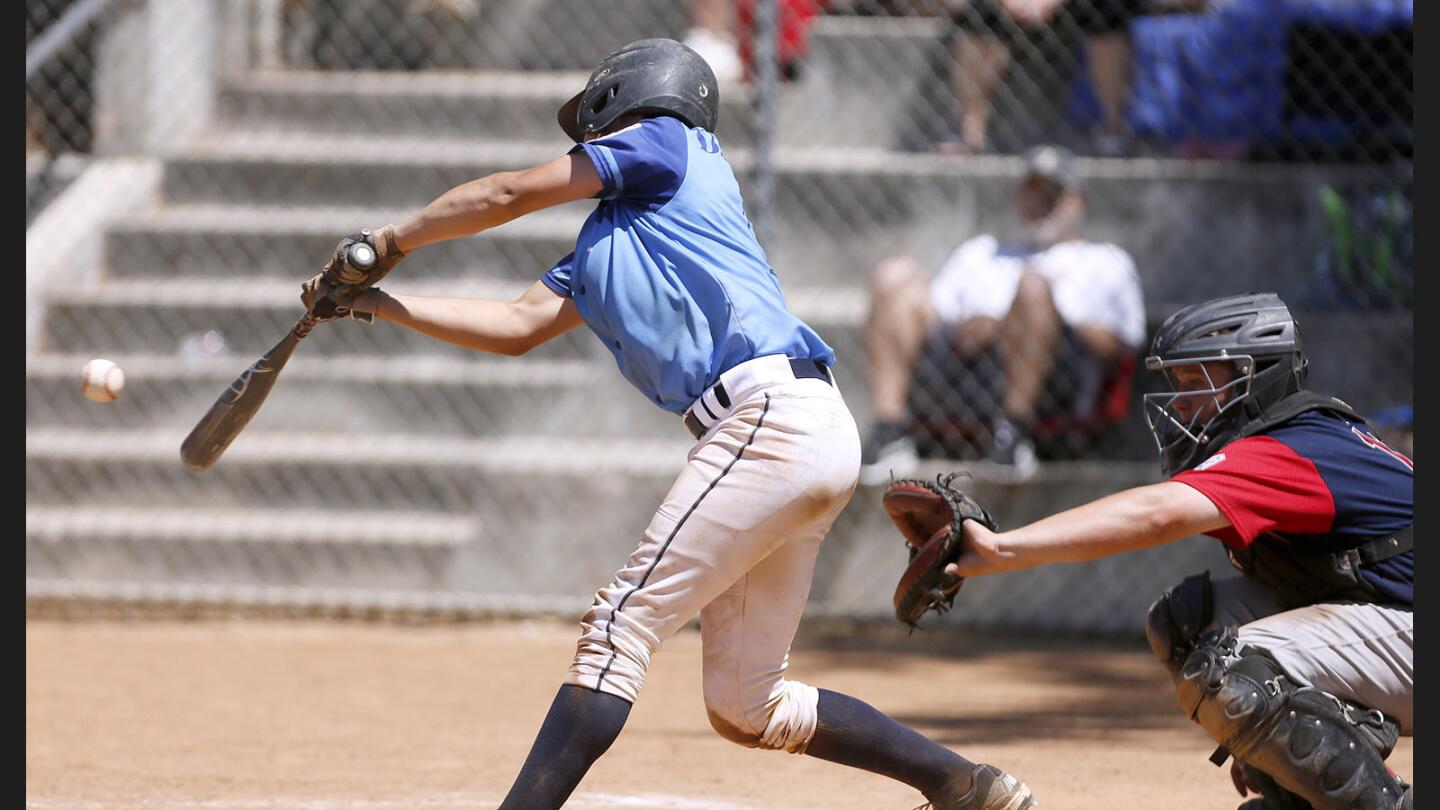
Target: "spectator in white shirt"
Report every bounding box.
[860,145,1145,483]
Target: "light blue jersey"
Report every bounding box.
[541,116,835,415]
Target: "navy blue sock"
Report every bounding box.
[497,684,633,810]
[804,688,976,799]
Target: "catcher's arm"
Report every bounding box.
[946,481,1229,578]
[368,280,583,356]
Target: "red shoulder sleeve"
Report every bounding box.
[1172,436,1336,547]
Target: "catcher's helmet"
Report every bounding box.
[557,38,719,143]
[1143,293,1308,475]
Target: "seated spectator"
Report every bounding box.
[946,0,1140,155]
[859,145,1145,483]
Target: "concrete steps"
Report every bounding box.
[216,70,756,147]
[104,206,581,282]
[775,16,953,151]
[283,0,688,73]
[157,133,1402,300]
[24,578,586,619]
[27,422,1224,629]
[27,505,472,592]
[36,275,869,352]
[26,429,690,596]
[38,278,587,359]
[25,353,624,437]
[26,429,689,511]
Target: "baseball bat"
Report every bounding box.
[179,242,376,471]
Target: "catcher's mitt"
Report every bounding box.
[883,473,998,628]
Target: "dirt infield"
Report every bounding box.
[27,619,1411,810]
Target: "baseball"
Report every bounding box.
[80,358,125,403]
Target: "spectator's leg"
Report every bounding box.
[998,270,1062,424]
[951,317,1001,359]
[952,33,1010,152]
[860,257,937,482]
[865,257,935,423]
[1086,32,1131,140]
[1069,324,1122,363]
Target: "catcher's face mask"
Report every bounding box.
[1143,356,1254,476]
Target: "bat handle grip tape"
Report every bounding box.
[294,314,320,339]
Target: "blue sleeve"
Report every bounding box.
[570,116,689,208]
[540,252,575,298]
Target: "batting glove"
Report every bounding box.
[323,226,406,288]
[301,277,382,324]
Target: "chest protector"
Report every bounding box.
[1221,392,1412,608]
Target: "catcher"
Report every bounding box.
[884,293,1412,810]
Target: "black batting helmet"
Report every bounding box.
[557,38,720,143]
[1143,293,1309,475]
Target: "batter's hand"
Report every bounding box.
[323,226,406,289]
[300,276,383,324]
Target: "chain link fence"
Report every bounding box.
[26,0,1411,633]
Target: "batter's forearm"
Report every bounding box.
[989,482,1227,571]
[391,155,603,253]
[373,291,538,356]
[392,173,528,252]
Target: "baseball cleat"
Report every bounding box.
[913,763,1037,810]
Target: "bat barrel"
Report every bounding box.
[180,243,368,472]
[179,318,309,471]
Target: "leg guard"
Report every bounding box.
[1178,628,1404,810]
[1239,764,1315,810]
[1145,571,1213,680]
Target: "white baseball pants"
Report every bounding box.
[565,358,861,753]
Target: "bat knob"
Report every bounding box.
[346,242,377,271]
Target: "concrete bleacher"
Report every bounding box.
[26,12,1408,632]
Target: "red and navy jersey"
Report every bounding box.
[1173,410,1413,606]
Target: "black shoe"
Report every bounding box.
[983,419,1037,482]
[859,418,918,486]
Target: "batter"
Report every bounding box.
[298,38,1036,810]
